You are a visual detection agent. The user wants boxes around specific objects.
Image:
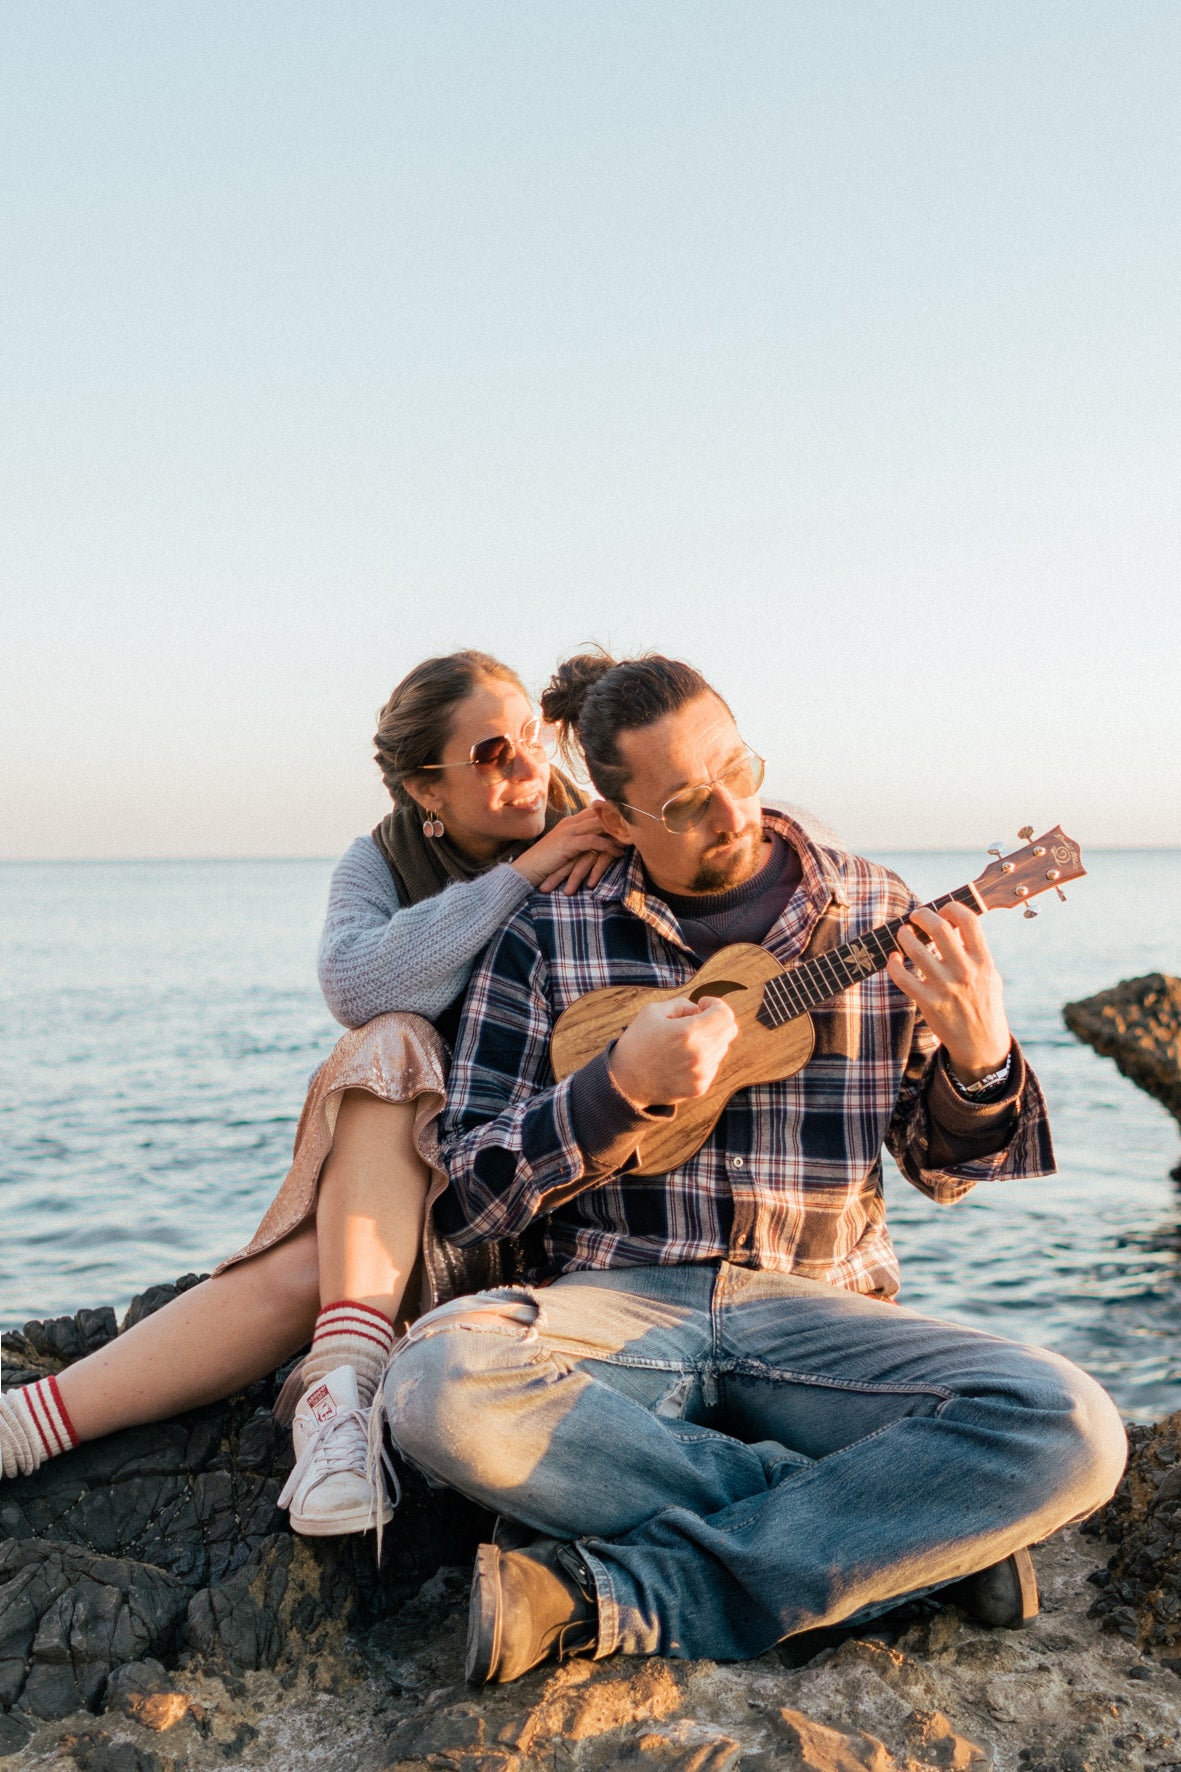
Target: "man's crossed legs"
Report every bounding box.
[384,1263,1126,1671]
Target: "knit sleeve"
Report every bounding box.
[317,836,534,1028]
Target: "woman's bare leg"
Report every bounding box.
[56,1224,321,1442]
[313,1090,430,1321]
[273,1089,433,1536]
[42,1090,430,1455]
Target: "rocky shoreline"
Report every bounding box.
[1064,974,1181,1168]
[3,1282,1181,1770]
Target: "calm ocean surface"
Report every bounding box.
[2,850,1179,1420]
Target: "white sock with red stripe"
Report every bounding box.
[300,1301,395,1410]
[1,1375,80,1479]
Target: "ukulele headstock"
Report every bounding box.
[972,826,1086,914]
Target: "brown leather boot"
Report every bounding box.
[941,1547,1040,1628]
[465,1538,598,1685]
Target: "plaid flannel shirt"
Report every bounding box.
[436,810,1055,1298]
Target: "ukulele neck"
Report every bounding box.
[755,884,981,1029]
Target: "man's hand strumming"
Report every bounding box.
[607,996,739,1109]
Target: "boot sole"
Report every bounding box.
[945,1546,1040,1628]
[993,1546,1040,1627]
[466,1542,504,1684]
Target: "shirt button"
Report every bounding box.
[732,1156,745,1169]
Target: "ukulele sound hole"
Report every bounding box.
[688,979,745,1004]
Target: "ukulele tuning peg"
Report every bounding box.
[1023,905,1038,919]
[1055,886,1067,903]
[1018,825,1034,842]
[987,842,1003,860]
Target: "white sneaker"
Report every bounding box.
[277,1365,394,1537]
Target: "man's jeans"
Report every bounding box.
[384,1263,1127,1662]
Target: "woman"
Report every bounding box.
[0,651,618,1540]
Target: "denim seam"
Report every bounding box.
[396,1323,553,1364]
[720,1356,954,1402]
[573,1354,696,1373]
[395,1288,545,1348]
[660,1425,748,1447]
[576,1544,621,1659]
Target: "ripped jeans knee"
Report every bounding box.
[383,1286,555,1495]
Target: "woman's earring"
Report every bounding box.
[422,816,445,839]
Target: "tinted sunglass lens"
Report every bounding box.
[470,735,514,775]
[662,752,764,831]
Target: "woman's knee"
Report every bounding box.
[226,1224,320,1326]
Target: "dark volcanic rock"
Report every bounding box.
[1,1277,489,1723]
[0,1539,190,1719]
[1064,972,1181,1136]
[1084,1410,1181,1652]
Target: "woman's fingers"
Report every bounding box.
[584,851,617,888]
[538,844,618,895]
[560,852,597,896]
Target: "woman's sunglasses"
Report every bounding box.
[618,746,765,834]
[418,716,556,784]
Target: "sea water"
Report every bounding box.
[1,850,1179,1419]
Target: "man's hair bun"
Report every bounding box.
[540,649,618,733]
[540,648,720,806]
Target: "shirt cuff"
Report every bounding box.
[927,1041,1026,1139]
[568,1049,674,1180]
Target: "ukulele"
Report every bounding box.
[550,825,1085,1176]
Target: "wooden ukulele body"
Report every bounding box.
[549,944,816,1176]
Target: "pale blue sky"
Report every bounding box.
[3,3,1178,858]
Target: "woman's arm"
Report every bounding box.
[317,837,534,1028]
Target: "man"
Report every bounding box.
[385,653,1126,1685]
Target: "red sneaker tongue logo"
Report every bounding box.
[307,1384,336,1424]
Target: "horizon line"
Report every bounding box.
[2,845,1179,865]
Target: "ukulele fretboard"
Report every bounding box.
[755,885,980,1029]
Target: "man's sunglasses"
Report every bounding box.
[418,716,556,784]
[618,747,765,835]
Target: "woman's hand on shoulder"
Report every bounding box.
[510,805,625,895]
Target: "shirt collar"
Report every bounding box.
[594,804,847,945]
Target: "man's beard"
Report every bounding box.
[689,825,765,893]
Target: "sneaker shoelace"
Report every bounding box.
[367,1388,400,1562]
[277,1401,400,1538]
